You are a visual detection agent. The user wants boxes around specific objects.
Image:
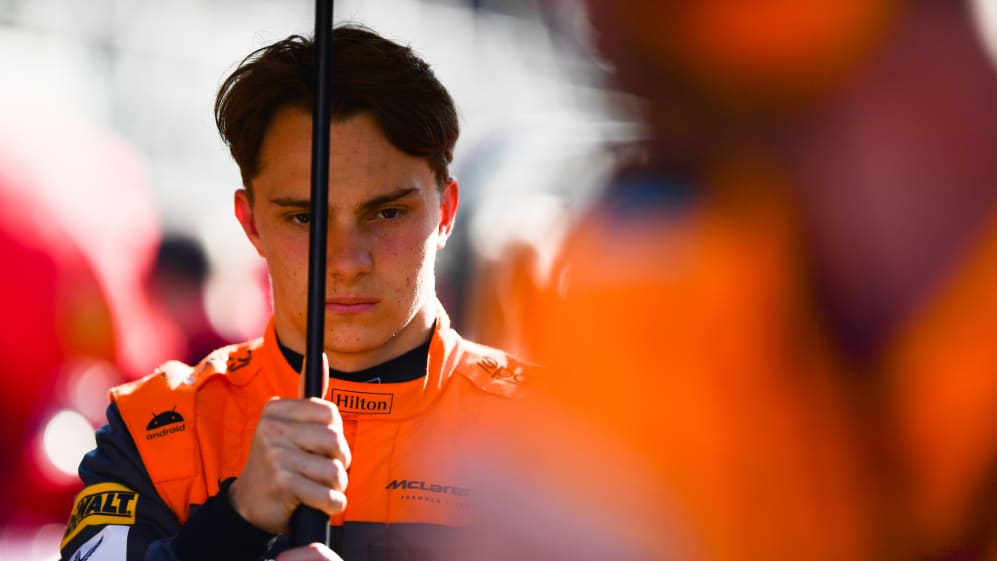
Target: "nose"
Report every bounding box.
[325,221,372,281]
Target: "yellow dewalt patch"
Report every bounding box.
[61,482,138,548]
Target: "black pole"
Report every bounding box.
[289,0,334,548]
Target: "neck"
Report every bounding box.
[275,299,438,373]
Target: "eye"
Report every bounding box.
[289,212,311,225]
[376,208,406,220]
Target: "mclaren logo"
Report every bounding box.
[146,406,186,440]
[385,479,472,497]
[61,483,138,547]
[332,389,393,414]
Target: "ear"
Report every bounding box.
[234,189,265,257]
[436,177,459,250]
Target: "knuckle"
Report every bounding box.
[332,459,349,491]
[272,464,295,490]
[314,399,339,422]
[257,417,284,439]
[338,438,352,468]
[327,490,348,512]
[261,396,284,413]
[263,443,286,465]
[323,427,343,451]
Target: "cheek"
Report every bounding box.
[382,233,436,297]
[263,234,309,298]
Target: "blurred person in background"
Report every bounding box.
[468,0,997,560]
[147,233,233,366]
[60,24,530,561]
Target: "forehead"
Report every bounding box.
[254,107,436,201]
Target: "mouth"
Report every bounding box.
[325,297,379,315]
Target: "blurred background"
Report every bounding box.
[4,0,997,560]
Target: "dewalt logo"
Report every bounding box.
[332,388,393,414]
[61,483,138,547]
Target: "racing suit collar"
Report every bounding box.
[256,302,461,421]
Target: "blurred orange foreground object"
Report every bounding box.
[476,156,997,560]
[521,162,887,561]
[586,0,898,109]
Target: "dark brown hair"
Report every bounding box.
[215,24,459,198]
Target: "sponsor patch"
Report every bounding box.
[62,483,138,548]
[66,525,128,561]
[385,479,473,497]
[385,478,474,511]
[226,348,253,372]
[331,388,393,414]
[477,357,527,385]
[145,407,186,440]
[146,407,183,430]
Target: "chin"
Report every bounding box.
[323,330,387,355]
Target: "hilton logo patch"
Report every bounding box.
[145,406,186,440]
[331,388,393,414]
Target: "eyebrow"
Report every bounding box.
[358,187,419,212]
[270,187,419,212]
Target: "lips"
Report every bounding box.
[326,297,378,314]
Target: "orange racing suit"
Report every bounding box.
[59,307,527,561]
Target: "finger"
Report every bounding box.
[263,397,343,429]
[280,448,349,492]
[283,471,348,517]
[286,421,351,467]
[276,542,345,561]
[256,416,351,468]
[299,352,331,399]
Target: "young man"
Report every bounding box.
[60,25,528,561]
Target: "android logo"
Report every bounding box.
[146,407,185,431]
